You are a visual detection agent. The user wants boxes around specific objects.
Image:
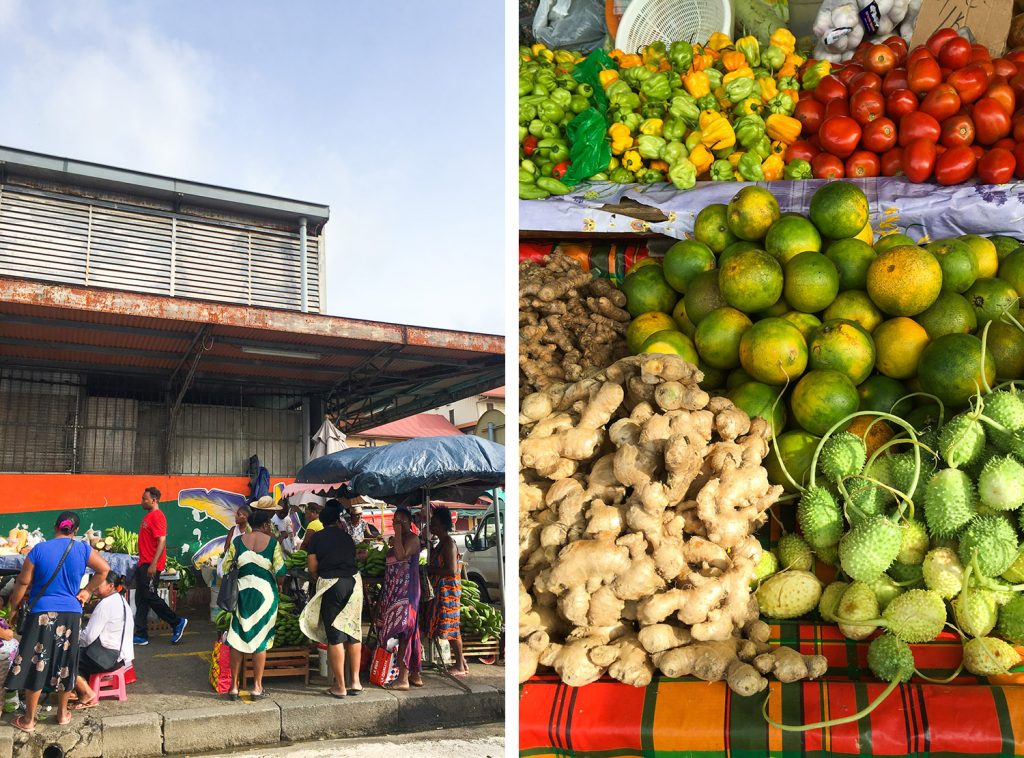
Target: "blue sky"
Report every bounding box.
[0,0,503,334]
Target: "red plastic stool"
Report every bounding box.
[88,666,129,702]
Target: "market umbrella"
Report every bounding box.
[310,418,347,459]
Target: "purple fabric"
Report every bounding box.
[375,549,421,673]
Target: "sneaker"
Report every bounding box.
[133,636,149,646]
[171,617,188,644]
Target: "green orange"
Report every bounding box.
[663,239,716,294]
[698,361,729,391]
[684,269,728,325]
[718,248,784,313]
[858,375,909,414]
[781,311,822,340]
[625,258,660,276]
[823,290,884,333]
[754,299,791,319]
[765,430,821,493]
[765,215,823,263]
[783,252,840,313]
[807,318,876,385]
[925,238,979,293]
[989,235,1022,261]
[809,181,869,240]
[671,298,697,337]
[874,233,916,253]
[866,245,943,316]
[694,203,739,253]
[726,186,781,241]
[965,277,1021,327]
[639,329,700,365]
[622,264,679,318]
[719,240,761,267]
[914,291,977,339]
[917,333,997,407]
[728,381,787,436]
[626,311,678,354]
[872,317,930,379]
[960,234,999,278]
[738,317,808,385]
[726,368,756,389]
[997,248,1024,297]
[986,320,1024,381]
[790,369,860,435]
[694,307,753,370]
[824,238,876,290]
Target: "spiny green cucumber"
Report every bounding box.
[923,468,977,538]
[797,487,843,550]
[776,533,815,572]
[819,432,866,485]
[958,515,1020,577]
[839,516,902,583]
[962,636,1022,676]
[978,455,1024,511]
[922,547,964,599]
[938,413,986,468]
[836,581,880,640]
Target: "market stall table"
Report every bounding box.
[0,551,139,579]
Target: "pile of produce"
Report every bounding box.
[519,353,827,693]
[165,557,197,594]
[357,542,386,576]
[272,594,307,646]
[103,526,138,555]
[791,30,1024,181]
[284,549,307,570]
[461,579,503,643]
[520,252,630,399]
[0,528,37,556]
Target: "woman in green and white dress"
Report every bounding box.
[222,509,285,700]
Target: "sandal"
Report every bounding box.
[73,699,100,710]
[384,682,410,691]
[347,688,363,696]
[250,690,266,701]
[56,714,72,726]
[11,716,34,733]
[324,689,346,699]
[226,692,239,702]
[450,669,469,678]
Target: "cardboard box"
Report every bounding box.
[909,0,1013,56]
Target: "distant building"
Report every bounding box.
[348,387,505,447]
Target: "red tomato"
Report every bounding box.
[845,150,881,177]
[1009,71,1024,102]
[947,64,991,103]
[909,57,942,95]
[882,67,909,95]
[836,64,864,86]
[974,97,1012,144]
[881,146,904,176]
[927,29,961,58]
[993,58,1018,78]
[978,147,1016,183]
[899,111,941,145]
[938,36,971,70]
[886,88,919,119]
[794,98,825,136]
[811,152,845,179]
[884,36,909,66]
[866,45,897,76]
[814,75,848,104]
[826,98,851,119]
[971,45,992,64]
[861,117,898,152]
[986,80,1016,114]
[993,137,1017,151]
[849,71,883,92]
[934,144,977,184]
[1007,50,1024,67]
[920,84,962,121]
[851,88,886,124]
[1013,113,1024,142]
[786,140,820,162]
[852,47,870,66]
[819,115,862,158]
[904,138,938,182]
[971,144,986,160]
[940,114,975,146]
[1014,142,1024,178]
[907,47,935,68]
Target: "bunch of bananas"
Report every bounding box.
[461,579,503,642]
[215,610,232,633]
[273,596,308,647]
[284,550,308,570]
[104,526,138,555]
[357,542,386,577]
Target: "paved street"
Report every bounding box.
[188,723,505,757]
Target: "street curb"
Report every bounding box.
[5,685,505,757]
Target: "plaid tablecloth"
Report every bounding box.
[520,240,654,284]
[520,621,1024,757]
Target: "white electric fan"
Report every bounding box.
[615,0,732,53]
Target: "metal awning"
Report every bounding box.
[0,276,504,433]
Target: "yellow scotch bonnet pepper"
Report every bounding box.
[622,150,643,172]
[721,50,747,72]
[758,77,778,101]
[770,29,796,55]
[698,111,735,150]
[608,123,632,155]
[639,118,664,137]
[723,67,754,84]
[766,114,801,144]
[707,32,731,51]
[762,155,784,181]
[683,71,711,98]
[688,144,713,175]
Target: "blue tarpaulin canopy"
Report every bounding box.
[294,435,505,506]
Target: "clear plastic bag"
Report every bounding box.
[533,0,607,53]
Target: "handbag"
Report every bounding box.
[17,537,75,635]
[82,596,128,672]
[217,537,240,613]
[369,645,399,686]
[419,563,435,604]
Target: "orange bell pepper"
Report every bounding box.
[688,145,713,175]
[766,113,802,144]
[683,71,711,98]
[620,53,643,68]
[721,50,747,72]
[599,69,619,88]
[762,155,785,181]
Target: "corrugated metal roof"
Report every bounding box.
[358,414,465,439]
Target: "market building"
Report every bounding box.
[0,146,504,562]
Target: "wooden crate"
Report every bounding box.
[462,632,501,662]
[241,645,312,688]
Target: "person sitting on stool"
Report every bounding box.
[74,571,133,709]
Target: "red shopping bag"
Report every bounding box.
[369,646,399,686]
[209,633,233,694]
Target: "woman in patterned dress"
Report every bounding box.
[427,505,468,676]
[374,507,423,690]
[222,509,285,700]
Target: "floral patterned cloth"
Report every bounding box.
[6,611,81,694]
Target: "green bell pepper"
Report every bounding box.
[519,181,550,200]
[520,102,538,125]
[668,157,697,190]
[536,138,569,163]
[549,87,572,109]
[784,159,812,180]
[519,125,528,143]
[777,75,799,92]
[569,94,589,114]
[767,93,795,116]
[713,145,735,159]
[521,159,538,175]
[623,66,653,87]
[660,140,687,166]
[638,169,665,184]
[589,172,609,181]
[642,101,667,120]
[725,77,755,103]
[611,91,641,111]
[613,111,643,133]
[704,69,723,90]
[737,152,765,181]
[576,83,594,98]
[762,45,785,71]
[734,115,766,149]
[668,40,693,71]
[519,167,537,183]
[750,136,772,160]
[662,118,687,141]
[538,100,565,123]
[669,94,700,127]
[519,76,535,97]
[737,37,761,67]
[528,119,561,140]
[802,61,830,91]
[711,159,734,181]
[641,73,672,102]
[536,176,571,195]
[536,70,557,92]
[637,135,667,160]
[606,80,632,101]
[697,93,718,112]
[685,130,703,152]
[609,166,635,183]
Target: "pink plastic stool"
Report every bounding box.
[88,666,129,702]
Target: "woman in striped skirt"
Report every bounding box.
[427,505,468,676]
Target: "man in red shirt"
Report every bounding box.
[133,487,187,645]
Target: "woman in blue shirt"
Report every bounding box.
[5,511,109,733]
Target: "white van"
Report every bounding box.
[462,505,505,602]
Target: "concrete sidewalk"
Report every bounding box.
[0,616,505,758]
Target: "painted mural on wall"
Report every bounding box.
[0,474,296,564]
